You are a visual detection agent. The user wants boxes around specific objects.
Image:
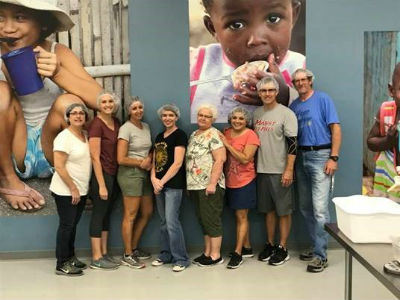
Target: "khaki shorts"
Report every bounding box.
[117,165,152,197]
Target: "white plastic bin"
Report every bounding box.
[333,195,400,243]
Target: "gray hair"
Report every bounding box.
[64,103,89,125]
[227,107,252,127]
[256,75,280,93]
[96,91,120,113]
[125,96,144,116]
[157,103,181,119]
[196,103,218,121]
[292,68,315,83]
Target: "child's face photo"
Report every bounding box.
[205,0,299,66]
[0,4,41,51]
[389,73,400,104]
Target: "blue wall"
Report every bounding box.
[1,0,400,253]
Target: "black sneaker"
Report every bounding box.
[229,247,254,258]
[269,245,290,266]
[307,257,328,273]
[258,243,275,262]
[69,256,87,269]
[198,256,224,267]
[241,247,254,258]
[55,261,83,276]
[227,252,243,269]
[132,248,151,260]
[193,253,209,265]
[299,248,314,261]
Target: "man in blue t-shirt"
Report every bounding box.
[289,68,342,273]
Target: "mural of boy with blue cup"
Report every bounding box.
[1,45,44,96]
[189,0,306,123]
[0,0,103,211]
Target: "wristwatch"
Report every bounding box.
[329,155,339,162]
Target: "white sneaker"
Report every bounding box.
[151,259,164,267]
[172,264,186,272]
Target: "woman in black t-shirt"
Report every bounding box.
[150,104,190,272]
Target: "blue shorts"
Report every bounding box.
[226,179,257,210]
[13,124,53,179]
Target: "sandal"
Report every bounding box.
[0,183,45,211]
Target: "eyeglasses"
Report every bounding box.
[198,113,213,119]
[258,88,277,94]
[293,77,309,84]
[69,111,85,116]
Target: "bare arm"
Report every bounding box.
[140,151,153,171]
[367,111,398,151]
[219,132,258,164]
[206,147,226,195]
[53,151,80,204]
[160,146,186,186]
[282,154,296,187]
[116,139,143,167]
[40,44,103,109]
[152,146,185,194]
[324,123,342,175]
[330,123,342,157]
[151,151,162,194]
[89,137,107,200]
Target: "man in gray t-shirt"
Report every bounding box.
[253,75,298,266]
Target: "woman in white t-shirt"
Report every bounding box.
[50,103,91,276]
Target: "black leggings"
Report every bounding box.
[54,193,87,268]
[89,171,120,237]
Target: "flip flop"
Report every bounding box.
[0,183,45,211]
[384,260,400,275]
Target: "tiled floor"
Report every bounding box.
[0,249,396,300]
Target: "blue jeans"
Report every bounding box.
[296,149,332,260]
[155,188,189,266]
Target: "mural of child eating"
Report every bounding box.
[189,0,306,123]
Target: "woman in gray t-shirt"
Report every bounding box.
[117,97,153,269]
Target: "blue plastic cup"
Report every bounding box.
[1,46,44,96]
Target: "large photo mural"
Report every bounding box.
[0,0,129,216]
[363,31,400,201]
[189,0,306,123]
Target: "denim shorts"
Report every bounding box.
[117,165,152,197]
[226,179,256,210]
[13,124,53,179]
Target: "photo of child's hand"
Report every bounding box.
[233,54,290,106]
[232,60,268,106]
[231,60,269,89]
[385,124,399,147]
[34,45,59,78]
